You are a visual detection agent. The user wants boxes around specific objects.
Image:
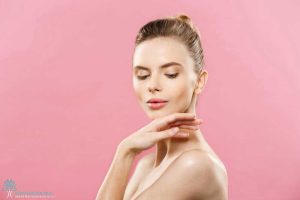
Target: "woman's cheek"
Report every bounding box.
[133,84,144,102]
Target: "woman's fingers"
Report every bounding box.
[173,132,190,138]
[153,127,181,141]
[172,124,200,130]
[152,113,197,131]
[171,118,203,127]
[153,125,197,141]
[172,126,197,138]
[123,113,203,155]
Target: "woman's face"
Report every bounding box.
[132,37,202,120]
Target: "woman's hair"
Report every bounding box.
[133,13,204,106]
[134,13,205,74]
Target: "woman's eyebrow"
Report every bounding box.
[134,62,183,70]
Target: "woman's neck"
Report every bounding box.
[153,128,206,167]
[153,101,202,167]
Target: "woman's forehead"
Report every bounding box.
[133,37,192,70]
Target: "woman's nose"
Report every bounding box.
[147,75,161,93]
[148,87,160,93]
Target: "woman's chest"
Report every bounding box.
[130,158,177,200]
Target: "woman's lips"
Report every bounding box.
[147,101,168,110]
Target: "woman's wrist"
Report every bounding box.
[117,140,137,158]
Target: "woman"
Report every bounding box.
[96,14,228,200]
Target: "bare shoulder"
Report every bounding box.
[162,149,228,199]
[175,149,227,176]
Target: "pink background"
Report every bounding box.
[1,0,299,199]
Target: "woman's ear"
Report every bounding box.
[195,70,208,95]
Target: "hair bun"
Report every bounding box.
[174,13,200,37]
[171,13,195,30]
[175,14,191,23]
[164,13,201,38]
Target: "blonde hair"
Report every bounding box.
[134,13,205,74]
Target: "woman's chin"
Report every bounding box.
[145,111,166,120]
[147,113,162,120]
[145,110,176,120]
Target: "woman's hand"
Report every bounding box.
[120,113,203,156]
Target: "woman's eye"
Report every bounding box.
[137,75,149,80]
[165,73,179,79]
[137,73,178,80]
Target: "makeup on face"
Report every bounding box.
[146,98,169,110]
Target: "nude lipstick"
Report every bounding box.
[146,98,168,110]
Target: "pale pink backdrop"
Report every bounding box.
[0,0,299,199]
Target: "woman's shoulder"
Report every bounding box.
[138,148,227,175]
[175,149,226,171]
[167,149,228,199]
[128,149,228,199]
[173,149,228,185]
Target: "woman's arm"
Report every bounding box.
[95,113,201,200]
[95,142,136,200]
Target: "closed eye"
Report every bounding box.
[165,73,179,79]
[137,75,149,80]
[137,73,179,80]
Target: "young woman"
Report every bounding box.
[96,14,228,200]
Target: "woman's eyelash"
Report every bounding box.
[137,75,149,80]
[137,73,179,80]
[166,73,179,78]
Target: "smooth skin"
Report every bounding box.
[96,37,228,200]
